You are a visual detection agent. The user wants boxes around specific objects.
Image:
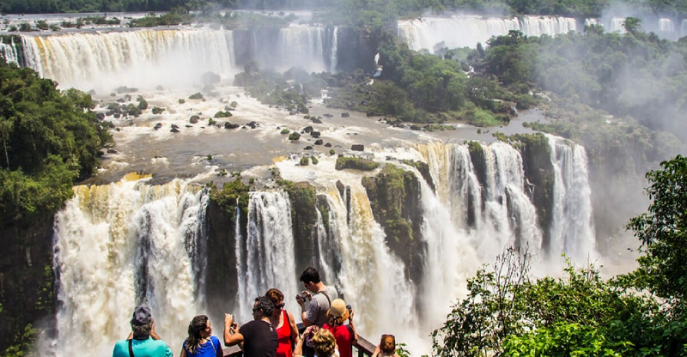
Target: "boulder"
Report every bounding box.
[96,112,105,120]
[324,143,332,147]
[314,139,323,145]
[323,113,333,118]
[351,144,364,151]
[311,118,323,124]
[311,131,321,138]
[107,148,118,154]
[190,115,200,124]
[303,126,313,134]
[247,121,258,129]
[224,122,240,129]
[341,112,350,117]
[154,123,163,130]
[304,146,313,150]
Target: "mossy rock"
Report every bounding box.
[335,157,380,171]
[289,132,301,141]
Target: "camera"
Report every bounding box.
[346,304,352,313]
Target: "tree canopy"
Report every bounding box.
[0,60,111,227]
[433,155,687,356]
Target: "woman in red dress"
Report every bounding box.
[323,299,358,357]
[267,288,299,357]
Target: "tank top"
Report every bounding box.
[275,310,293,357]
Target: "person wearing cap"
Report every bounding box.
[112,305,173,357]
[322,299,357,357]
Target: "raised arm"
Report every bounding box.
[224,314,244,346]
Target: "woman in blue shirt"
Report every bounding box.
[181,315,223,357]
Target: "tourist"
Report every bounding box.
[294,327,338,357]
[296,267,339,328]
[112,305,173,357]
[266,288,299,357]
[371,335,400,357]
[180,315,222,357]
[323,299,357,357]
[224,296,279,357]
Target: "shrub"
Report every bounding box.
[335,157,380,171]
[280,128,290,134]
[288,132,301,141]
[300,156,310,166]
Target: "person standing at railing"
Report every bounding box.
[224,296,279,357]
[266,288,299,357]
[294,326,338,357]
[323,299,358,357]
[296,267,339,328]
[180,315,222,357]
[371,335,400,357]
[112,305,173,357]
[296,267,339,357]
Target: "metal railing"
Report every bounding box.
[221,324,377,357]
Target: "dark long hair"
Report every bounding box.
[185,315,209,354]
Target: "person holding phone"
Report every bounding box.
[224,296,279,357]
[323,299,358,357]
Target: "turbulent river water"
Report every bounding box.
[0,13,647,356]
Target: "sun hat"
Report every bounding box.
[327,298,349,321]
[131,305,152,326]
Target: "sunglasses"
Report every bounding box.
[276,303,285,308]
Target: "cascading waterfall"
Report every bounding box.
[52,176,208,356]
[330,27,338,73]
[398,15,577,51]
[235,191,298,322]
[22,29,236,89]
[320,184,417,336]
[250,24,334,73]
[313,204,342,286]
[417,142,542,261]
[0,37,20,65]
[547,135,596,262]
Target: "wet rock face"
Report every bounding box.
[361,164,426,291]
[0,217,56,352]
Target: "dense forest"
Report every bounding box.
[2,0,687,19]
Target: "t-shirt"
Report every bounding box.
[112,337,173,357]
[322,324,354,357]
[305,286,339,327]
[182,335,221,357]
[239,320,279,357]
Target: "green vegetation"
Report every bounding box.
[280,128,290,135]
[311,156,319,165]
[189,92,204,100]
[214,110,232,118]
[300,156,310,166]
[210,177,251,222]
[128,8,192,27]
[0,61,111,227]
[434,155,687,356]
[335,156,381,171]
[288,132,300,141]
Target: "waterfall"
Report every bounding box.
[21,29,236,90]
[547,135,596,262]
[250,24,332,73]
[313,203,342,286]
[0,37,20,65]
[398,15,576,51]
[330,27,338,73]
[418,142,542,260]
[320,184,417,335]
[52,177,208,356]
[235,191,298,322]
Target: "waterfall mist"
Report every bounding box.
[53,178,209,356]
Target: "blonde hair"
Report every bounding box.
[311,329,337,357]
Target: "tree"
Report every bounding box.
[622,17,642,35]
[627,155,687,306]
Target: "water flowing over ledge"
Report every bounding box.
[51,137,595,356]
